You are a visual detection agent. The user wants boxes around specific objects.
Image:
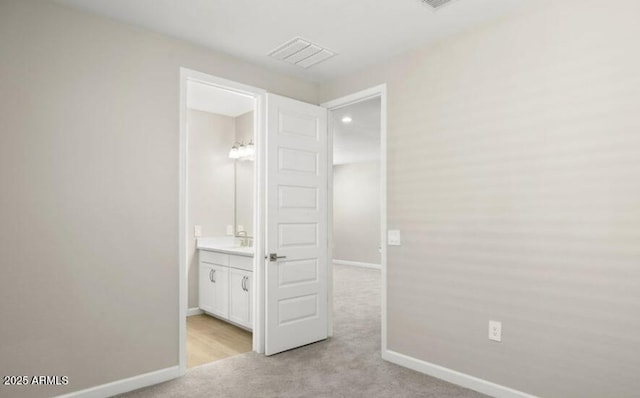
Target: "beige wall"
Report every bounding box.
[0,0,316,397]
[333,162,381,265]
[187,110,235,308]
[321,0,640,397]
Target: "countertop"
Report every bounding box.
[197,236,254,257]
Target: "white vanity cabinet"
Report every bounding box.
[198,249,253,330]
[229,268,252,329]
[198,263,228,318]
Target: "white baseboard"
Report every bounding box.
[333,259,381,270]
[55,366,181,398]
[382,350,537,398]
[187,307,204,316]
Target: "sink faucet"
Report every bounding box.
[237,231,250,247]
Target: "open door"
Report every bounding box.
[265,93,328,355]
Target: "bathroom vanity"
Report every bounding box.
[197,238,253,330]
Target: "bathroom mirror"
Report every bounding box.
[233,111,254,238]
[234,160,253,238]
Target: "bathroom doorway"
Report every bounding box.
[179,69,264,370]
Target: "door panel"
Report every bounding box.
[278,185,318,209]
[265,93,328,355]
[211,265,229,318]
[278,294,318,324]
[278,148,318,174]
[278,258,318,287]
[278,223,318,247]
[229,268,251,329]
[198,264,214,313]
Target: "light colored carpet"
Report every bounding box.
[118,265,488,398]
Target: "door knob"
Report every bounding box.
[267,253,287,262]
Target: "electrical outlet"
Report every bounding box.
[489,320,502,342]
[226,225,234,236]
[194,225,202,238]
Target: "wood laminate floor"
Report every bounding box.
[187,314,252,368]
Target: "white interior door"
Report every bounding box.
[265,93,328,356]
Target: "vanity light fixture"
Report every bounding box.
[341,115,352,124]
[228,141,255,161]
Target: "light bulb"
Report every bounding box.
[238,143,247,158]
[341,116,352,124]
[228,145,240,159]
[246,141,255,157]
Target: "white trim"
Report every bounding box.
[179,68,267,373]
[183,69,267,99]
[55,366,180,398]
[326,100,335,338]
[321,85,386,110]
[187,307,204,316]
[333,259,381,270]
[178,68,188,376]
[382,350,538,398]
[322,84,387,351]
[380,86,388,354]
[253,93,266,354]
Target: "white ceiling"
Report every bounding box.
[187,81,254,117]
[332,97,381,165]
[53,0,537,83]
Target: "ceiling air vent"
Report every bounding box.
[269,37,336,69]
[422,0,455,9]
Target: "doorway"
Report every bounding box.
[178,70,387,372]
[178,69,265,372]
[331,97,382,269]
[323,85,387,346]
[179,69,332,368]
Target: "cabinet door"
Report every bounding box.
[198,264,215,313]
[244,272,253,328]
[229,268,252,329]
[211,264,229,318]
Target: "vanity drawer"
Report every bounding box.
[200,250,229,266]
[229,255,253,271]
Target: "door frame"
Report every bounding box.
[178,68,266,374]
[321,84,387,346]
